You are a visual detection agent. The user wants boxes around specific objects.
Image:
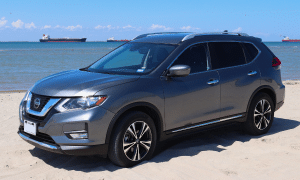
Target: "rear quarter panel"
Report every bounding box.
[254,42,285,104]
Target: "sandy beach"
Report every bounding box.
[1,80,300,180]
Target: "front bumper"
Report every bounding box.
[19,97,115,157]
[18,127,108,157]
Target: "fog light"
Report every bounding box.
[65,130,88,139]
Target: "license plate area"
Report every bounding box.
[24,120,37,136]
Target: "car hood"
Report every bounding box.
[30,70,140,97]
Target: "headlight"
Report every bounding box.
[20,91,30,121]
[55,96,107,112]
[22,90,30,102]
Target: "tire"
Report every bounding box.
[108,111,157,167]
[244,92,275,136]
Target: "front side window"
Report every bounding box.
[172,43,208,74]
[88,43,176,75]
[209,42,246,69]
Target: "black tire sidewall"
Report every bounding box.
[245,92,275,135]
[108,111,157,167]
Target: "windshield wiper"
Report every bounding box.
[79,67,89,72]
[100,71,115,74]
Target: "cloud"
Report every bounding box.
[0,17,8,27]
[11,19,24,28]
[136,27,142,31]
[65,25,82,31]
[54,25,61,28]
[233,27,242,32]
[180,26,201,31]
[181,26,192,31]
[25,22,36,29]
[95,25,120,30]
[150,24,172,31]
[43,25,51,29]
[123,25,135,29]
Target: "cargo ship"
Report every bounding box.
[282,36,300,42]
[107,37,130,42]
[39,34,87,42]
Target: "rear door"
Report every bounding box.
[208,42,261,118]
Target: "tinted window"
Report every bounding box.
[242,43,259,63]
[172,44,208,74]
[88,43,176,75]
[209,42,246,69]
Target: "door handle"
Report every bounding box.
[248,71,257,76]
[207,79,219,85]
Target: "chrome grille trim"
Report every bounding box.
[26,92,60,117]
[19,132,58,150]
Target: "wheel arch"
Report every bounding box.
[246,85,277,113]
[105,102,164,144]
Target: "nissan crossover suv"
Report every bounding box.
[18,32,285,167]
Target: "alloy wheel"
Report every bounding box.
[123,121,152,161]
[254,99,272,130]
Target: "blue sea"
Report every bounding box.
[0,42,299,91]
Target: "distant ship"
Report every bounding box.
[107,37,130,42]
[39,34,87,42]
[282,36,300,42]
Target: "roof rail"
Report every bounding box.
[182,31,249,41]
[133,32,191,40]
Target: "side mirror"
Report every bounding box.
[167,65,191,77]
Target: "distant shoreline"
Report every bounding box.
[0,41,287,43]
[0,41,108,42]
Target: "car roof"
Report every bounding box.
[131,32,261,45]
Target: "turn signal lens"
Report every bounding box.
[96,96,107,105]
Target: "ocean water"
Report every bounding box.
[0,42,299,91]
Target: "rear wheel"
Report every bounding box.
[108,111,157,167]
[244,93,274,135]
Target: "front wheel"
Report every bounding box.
[108,111,157,167]
[244,92,275,135]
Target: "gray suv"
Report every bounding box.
[18,32,285,167]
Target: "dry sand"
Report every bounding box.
[0,81,300,180]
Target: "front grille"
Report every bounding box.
[30,93,50,112]
[26,113,45,122]
[19,126,56,144]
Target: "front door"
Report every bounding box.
[162,43,221,131]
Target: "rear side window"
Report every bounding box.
[242,43,259,63]
[208,42,246,69]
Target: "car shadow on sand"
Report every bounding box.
[29,117,300,172]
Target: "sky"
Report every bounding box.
[0,0,299,41]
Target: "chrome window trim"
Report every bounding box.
[19,132,58,150]
[207,41,261,71]
[164,42,211,76]
[163,41,261,77]
[171,114,243,133]
[26,92,60,117]
[240,42,260,63]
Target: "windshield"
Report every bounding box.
[88,43,177,75]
